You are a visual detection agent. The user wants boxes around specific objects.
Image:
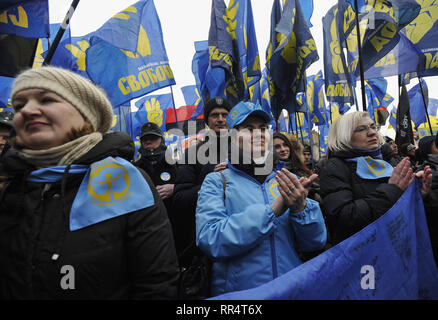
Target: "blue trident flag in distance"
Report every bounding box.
[266,0,319,120]
[408,77,429,130]
[226,0,261,100]
[302,70,327,125]
[0,0,49,38]
[134,93,173,134]
[0,76,14,109]
[210,180,438,300]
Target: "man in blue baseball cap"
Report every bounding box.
[196,101,326,296]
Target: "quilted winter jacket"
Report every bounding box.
[0,132,179,299]
[195,161,327,296]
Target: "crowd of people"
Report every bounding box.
[0,66,437,299]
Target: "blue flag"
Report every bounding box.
[86,0,175,107]
[250,68,276,130]
[318,124,329,156]
[266,0,319,119]
[404,0,438,77]
[134,93,173,134]
[190,41,209,120]
[299,0,314,27]
[110,104,131,135]
[34,23,71,68]
[408,78,428,129]
[226,0,261,99]
[181,85,201,106]
[0,76,14,109]
[70,156,155,231]
[365,78,394,122]
[48,0,175,107]
[210,180,438,300]
[348,32,425,80]
[204,0,238,104]
[338,0,421,76]
[323,5,355,106]
[0,0,49,38]
[302,71,327,125]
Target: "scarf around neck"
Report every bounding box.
[18,132,103,168]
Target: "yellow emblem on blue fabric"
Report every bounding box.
[346,156,393,180]
[70,156,154,231]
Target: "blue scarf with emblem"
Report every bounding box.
[27,156,155,231]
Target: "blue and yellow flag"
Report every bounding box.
[338,0,421,76]
[181,85,201,107]
[226,0,261,100]
[417,98,438,137]
[322,5,355,106]
[408,77,428,129]
[266,0,319,119]
[33,23,71,69]
[86,0,175,107]
[70,156,155,231]
[0,0,49,38]
[205,0,238,104]
[0,76,14,109]
[210,180,438,300]
[365,77,394,122]
[318,123,329,157]
[134,93,173,134]
[348,31,424,80]
[110,104,131,135]
[404,0,438,77]
[190,41,209,120]
[48,0,175,108]
[302,70,327,125]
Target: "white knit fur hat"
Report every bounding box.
[11,66,113,133]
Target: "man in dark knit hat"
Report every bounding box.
[417,134,438,268]
[173,96,232,266]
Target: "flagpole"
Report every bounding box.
[43,0,80,65]
[417,77,434,135]
[353,0,367,112]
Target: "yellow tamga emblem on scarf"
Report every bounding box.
[87,159,130,203]
[365,156,385,175]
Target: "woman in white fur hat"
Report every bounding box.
[0,66,179,299]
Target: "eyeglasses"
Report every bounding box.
[353,123,380,134]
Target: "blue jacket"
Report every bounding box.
[196,161,327,296]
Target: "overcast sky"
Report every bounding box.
[48,0,436,129]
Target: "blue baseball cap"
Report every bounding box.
[226,101,272,129]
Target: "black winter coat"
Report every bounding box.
[319,149,404,245]
[0,132,179,299]
[172,135,227,264]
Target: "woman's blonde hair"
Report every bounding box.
[327,111,383,152]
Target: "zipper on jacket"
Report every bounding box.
[228,161,280,279]
[261,184,278,279]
